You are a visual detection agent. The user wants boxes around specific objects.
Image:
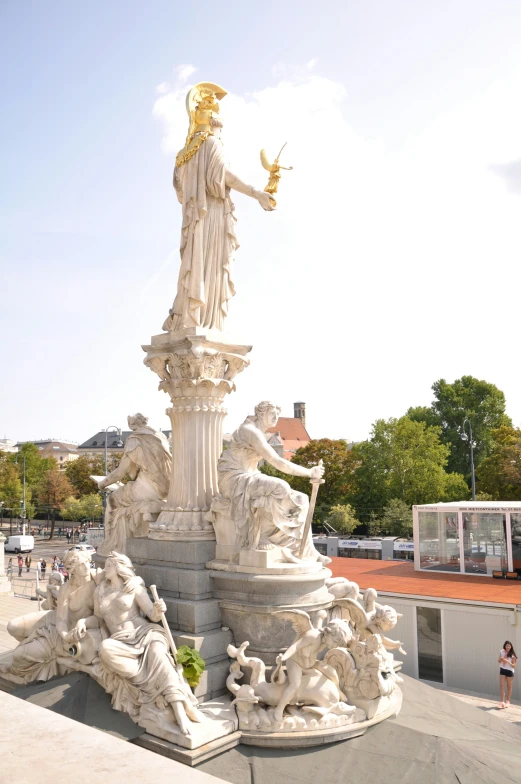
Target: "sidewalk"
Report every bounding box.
[421,680,521,725]
[0,591,35,655]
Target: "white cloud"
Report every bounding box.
[174,64,196,83]
[151,64,521,440]
[155,81,170,95]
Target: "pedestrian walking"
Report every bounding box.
[17,554,23,577]
[40,558,47,580]
[498,640,517,709]
[66,529,71,544]
[25,554,32,573]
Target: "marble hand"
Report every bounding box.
[309,461,325,481]
[256,190,276,211]
[70,619,87,642]
[152,599,167,619]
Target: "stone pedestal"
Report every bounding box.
[0,533,11,594]
[126,537,232,702]
[209,566,333,665]
[142,327,251,539]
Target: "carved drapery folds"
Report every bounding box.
[143,329,251,539]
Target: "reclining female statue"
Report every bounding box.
[0,549,100,683]
[93,551,204,736]
[209,401,327,563]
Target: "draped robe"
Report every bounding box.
[162,135,238,332]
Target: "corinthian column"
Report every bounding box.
[142,327,250,540]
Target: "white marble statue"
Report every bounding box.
[98,414,172,555]
[0,550,100,684]
[208,401,328,564]
[36,570,64,610]
[330,585,406,655]
[92,552,205,737]
[162,82,275,333]
[226,613,363,732]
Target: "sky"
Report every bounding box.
[1,0,521,446]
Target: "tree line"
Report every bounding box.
[0,447,120,537]
[262,375,518,538]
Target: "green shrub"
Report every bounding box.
[177,645,206,688]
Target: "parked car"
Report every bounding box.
[4,535,35,554]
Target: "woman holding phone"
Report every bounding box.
[498,640,517,708]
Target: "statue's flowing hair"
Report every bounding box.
[254,401,281,419]
[63,549,92,571]
[106,551,144,594]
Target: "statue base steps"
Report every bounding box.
[238,687,402,748]
[137,695,238,750]
[134,729,242,767]
[126,537,231,702]
[208,556,324,575]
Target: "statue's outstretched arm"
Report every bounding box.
[99,454,133,488]
[225,169,275,211]
[248,428,314,479]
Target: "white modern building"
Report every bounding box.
[330,554,521,700]
[413,501,521,576]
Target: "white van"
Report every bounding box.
[4,535,34,554]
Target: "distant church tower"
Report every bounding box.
[293,401,306,430]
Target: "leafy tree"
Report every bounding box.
[259,439,359,522]
[409,376,511,476]
[61,496,84,522]
[475,426,521,500]
[440,472,470,502]
[406,405,441,429]
[62,493,103,522]
[79,493,103,520]
[326,504,361,535]
[9,443,55,489]
[35,468,74,538]
[0,451,24,523]
[350,416,468,519]
[65,454,105,497]
[379,499,413,538]
[291,439,359,518]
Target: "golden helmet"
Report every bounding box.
[186,82,227,137]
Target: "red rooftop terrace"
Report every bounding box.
[330,557,521,606]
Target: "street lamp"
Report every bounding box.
[104,426,123,477]
[102,426,123,527]
[461,417,476,501]
[15,453,26,530]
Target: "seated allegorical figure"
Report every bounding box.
[93,551,204,736]
[97,413,172,555]
[208,401,327,563]
[0,550,100,684]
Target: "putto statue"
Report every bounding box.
[227,586,404,735]
[97,414,172,555]
[162,82,275,333]
[208,401,328,564]
[227,611,363,733]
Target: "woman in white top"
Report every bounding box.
[498,640,517,708]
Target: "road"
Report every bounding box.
[2,532,92,602]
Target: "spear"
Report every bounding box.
[298,460,325,559]
[150,583,180,671]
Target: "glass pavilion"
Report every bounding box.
[413,501,521,576]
